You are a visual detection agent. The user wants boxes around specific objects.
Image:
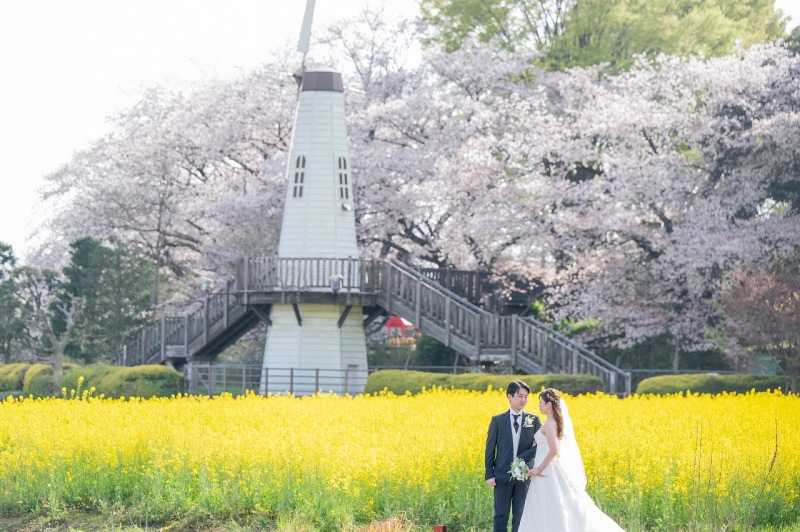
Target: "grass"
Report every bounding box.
[2,511,800,532]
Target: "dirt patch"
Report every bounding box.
[0,512,419,531]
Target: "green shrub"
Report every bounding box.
[0,363,30,392]
[91,364,185,398]
[365,370,452,395]
[21,364,50,397]
[364,369,604,396]
[21,363,184,399]
[449,373,604,395]
[61,363,120,396]
[22,363,76,397]
[636,373,788,395]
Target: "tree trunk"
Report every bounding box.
[672,344,681,373]
[51,341,65,395]
[47,297,82,395]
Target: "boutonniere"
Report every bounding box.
[522,416,536,429]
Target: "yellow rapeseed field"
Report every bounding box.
[0,387,797,531]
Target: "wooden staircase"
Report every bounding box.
[115,257,631,394]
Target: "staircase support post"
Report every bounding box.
[224,281,230,328]
[444,298,451,347]
[415,278,421,326]
[184,315,190,355]
[474,313,481,358]
[541,333,547,372]
[511,316,517,367]
[209,364,215,397]
[244,258,250,305]
[337,305,352,328]
[204,296,210,346]
[186,363,194,394]
[160,314,166,362]
[385,262,393,310]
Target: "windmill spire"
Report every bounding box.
[296,0,316,81]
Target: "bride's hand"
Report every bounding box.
[528,467,545,478]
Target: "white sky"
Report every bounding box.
[0,0,419,261]
[1,0,798,261]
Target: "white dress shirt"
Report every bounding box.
[510,409,524,457]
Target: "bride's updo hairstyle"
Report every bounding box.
[540,388,564,439]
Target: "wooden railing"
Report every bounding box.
[381,260,484,354]
[514,317,630,394]
[420,268,537,311]
[115,279,240,366]
[236,256,383,293]
[114,256,631,395]
[380,260,631,394]
[116,258,377,365]
[420,268,488,304]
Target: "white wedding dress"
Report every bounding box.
[518,429,624,531]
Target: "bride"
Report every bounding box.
[518,388,624,531]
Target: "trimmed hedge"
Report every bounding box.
[636,373,789,395]
[61,363,118,395]
[102,365,185,399]
[0,363,30,392]
[22,363,76,397]
[365,369,604,396]
[4,363,184,399]
[62,364,185,399]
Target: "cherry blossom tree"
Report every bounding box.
[344,37,800,359]
[38,65,296,303]
[32,11,799,364]
[492,44,799,357]
[12,266,83,392]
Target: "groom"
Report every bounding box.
[485,380,541,532]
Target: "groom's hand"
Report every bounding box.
[486,477,496,487]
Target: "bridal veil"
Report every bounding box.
[559,399,587,492]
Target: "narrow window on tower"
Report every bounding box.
[338,156,349,200]
[293,155,305,198]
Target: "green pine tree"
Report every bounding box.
[61,237,158,363]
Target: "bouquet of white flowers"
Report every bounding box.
[508,457,529,481]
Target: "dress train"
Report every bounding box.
[518,430,623,531]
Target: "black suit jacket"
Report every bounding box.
[485,411,542,484]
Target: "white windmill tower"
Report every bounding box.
[259,0,368,395]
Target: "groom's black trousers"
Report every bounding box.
[493,478,529,532]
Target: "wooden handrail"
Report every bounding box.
[115,256,631,394]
